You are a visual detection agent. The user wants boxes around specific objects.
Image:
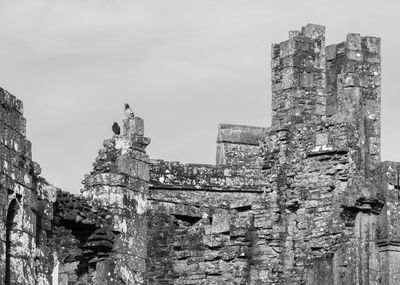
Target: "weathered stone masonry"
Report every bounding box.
[1,23,400,284]
[0,87,56,285]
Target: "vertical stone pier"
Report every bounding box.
[379,161,400,285]
[82,116,150,284]
[271,24,326,127]
[326,34,381,177]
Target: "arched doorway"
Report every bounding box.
[5,199,20,285]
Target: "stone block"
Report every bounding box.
[346,50,363,61]
[85,172,128,188]
[128,179,148,194]
[305,255,335,285]
[0,260,4,284]
[271,57,280,70]
[114,231,147,258]
[316,133,329,146]
[0,241,5,260]
[36,273,51,285]
[129,149,150,162]
[281,67,299,89]
[137,160,150,182]
[211,209,230,234]
[22,139,32,159]
[326,44,337,61]
[112,211,147,234]
[0,222,5,241]
[21,206,37,236]
[1,89,23,115]
[300,72,313,88]
[362,36,381,54]
[346,33,361,50]
[131,135,151,150]
[113,253,146,275]
[0,107,26,137]
[133,192,146,214]
[271,43,280,59]
[217,124,266,146]
[117,156,138,177]
[365,53,381,63]
[123,116,144,136]
[22,187,38,211]
[58,273,69,285]
[8,257,36,284]
[288,29,301,39]
[271,82,283,92]
[9,231,36,257]
[84,185,138,210]
[369,137,380,155]
[58,261,79,274]
[342,73,360,87]
[216,143,226,166]
[279,39,296,58]
[302,23,326,39]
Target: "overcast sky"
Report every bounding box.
[0,1,398,193]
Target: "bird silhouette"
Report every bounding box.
[124,103,135,118]
[112,122,120,135]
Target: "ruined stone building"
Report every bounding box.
[0,23,397,284]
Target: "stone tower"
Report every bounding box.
[263,23,383,284]
[4,23,400,285]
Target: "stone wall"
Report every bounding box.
[1,23,400,285]
[0,87,56,285]
[261,118,383,284]
[51,190,122,284]
[258,23,383,284]
[0,87,152,284]
[146,124,267,284]
[145,23,386,285]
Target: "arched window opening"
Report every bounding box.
[5,199,20,285]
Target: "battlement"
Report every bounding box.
[326,34,381,63]
[271,24,381,133]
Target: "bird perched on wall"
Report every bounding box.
[124,103,135,118]
[112,122,120,135]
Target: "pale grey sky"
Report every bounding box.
[0,0,398,193]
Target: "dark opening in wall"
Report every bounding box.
[53,192,121,283]
[5,198,20,285]
[234,205,252,212]
[172,214,202,226]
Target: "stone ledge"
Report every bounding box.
[217,124,266,146]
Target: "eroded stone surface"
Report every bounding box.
[1,23,399,285]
